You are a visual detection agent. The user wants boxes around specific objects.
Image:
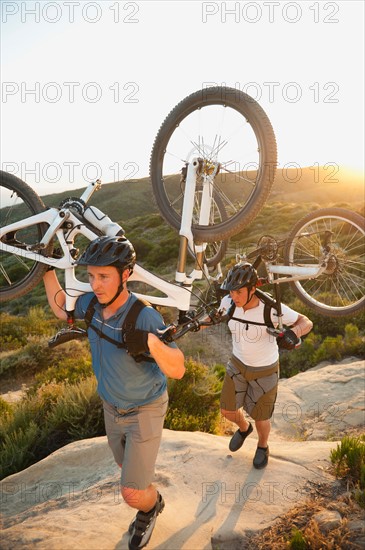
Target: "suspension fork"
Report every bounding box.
[192,178,212,269]
[176,158,202,284]
[176,158,219,283]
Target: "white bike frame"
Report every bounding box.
[0,160,327,314]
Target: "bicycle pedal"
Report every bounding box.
[48,327,88,348]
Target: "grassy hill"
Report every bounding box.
[269,166,363,209]
[38,165,364,223]
[40,176,156,222]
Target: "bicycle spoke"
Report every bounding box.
[220,166,256,187]
[287,211,365,312]
[335,275,356,305]
[0,264,12,285]
[1,174,52,300]
[156,102,262,234]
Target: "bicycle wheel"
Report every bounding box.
[188,191,228,268]
[150,86,277,243]
[0,171,53,302]
[284,208,365,317]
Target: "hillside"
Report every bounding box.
[38,166,363,220]
[40,176,155,222]
[37,166,364,258]
[269,166,363,207]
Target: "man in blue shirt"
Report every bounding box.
[43,235,185,550]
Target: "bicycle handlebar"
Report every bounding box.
[158,305,228,342]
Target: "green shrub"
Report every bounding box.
[330,435,365,492]
[0,382,64,444]
[0,308,60,350]
[330,434,365,508]
[0,382,58,479]
[144,214,164,228]
[0,378,104,480]
[279,332,320,377]
[146,235,179,267]
[0,315,28,350]
[33,353,92,387]
[284,298,364,338]
[279,323,364,378]
[0,397,13,416]
[212,363,226,382]
[312,335,345,363]
[130,237,155,258]
[289,528,307,549]
[45,377,104,440]
[0,421,40,479]
[1,338,91,383]
[0,342,53,377]
[165,358,222,434]
[344,323,364,355]
[354,485,365,508]
[23,307,53,336]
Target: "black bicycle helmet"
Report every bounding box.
[221,262,258,292]
[76,236,136,308]
[76,236,136,270]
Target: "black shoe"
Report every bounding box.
[253,446,269,469]
[128,492,165,550]
[229,422,253,452]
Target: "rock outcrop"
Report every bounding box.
[1,359,364,549]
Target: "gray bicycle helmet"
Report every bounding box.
[221,262,258,292]
[76,236,136,270]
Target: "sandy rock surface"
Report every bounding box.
[1,359,364,550]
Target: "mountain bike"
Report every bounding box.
[1,87,364,345]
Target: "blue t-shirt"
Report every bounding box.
[74,292,169,409]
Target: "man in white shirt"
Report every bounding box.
[219,262,313,469]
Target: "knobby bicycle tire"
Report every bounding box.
[284,208,365,317]
[0,171,53,302]
[150,86,277,243]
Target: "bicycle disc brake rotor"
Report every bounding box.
[258,235,279,261]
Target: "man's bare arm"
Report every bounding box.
[290,314,313,338]
[43,270,68,320]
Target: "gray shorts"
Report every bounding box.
[103,391,168,491]
[220,356,279,421]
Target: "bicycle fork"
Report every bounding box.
[175,158,217,285]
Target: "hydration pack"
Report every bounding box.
[84,296,155,362]
[226,289,277,330]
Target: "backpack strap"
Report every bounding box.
[226,289,276,329]
[84,296,98,329]
[122,298,150,332]
[83,296,155,362]
[256,288,276,329]
[121,298,156,363]
[84,295,124,346]
[263,302,274,329]
[226,300,236,321]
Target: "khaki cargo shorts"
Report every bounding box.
[220,356,279,421]
[103,391,168,491]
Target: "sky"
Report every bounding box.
[1,0,364,196]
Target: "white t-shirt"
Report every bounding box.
[220,295,299,367]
